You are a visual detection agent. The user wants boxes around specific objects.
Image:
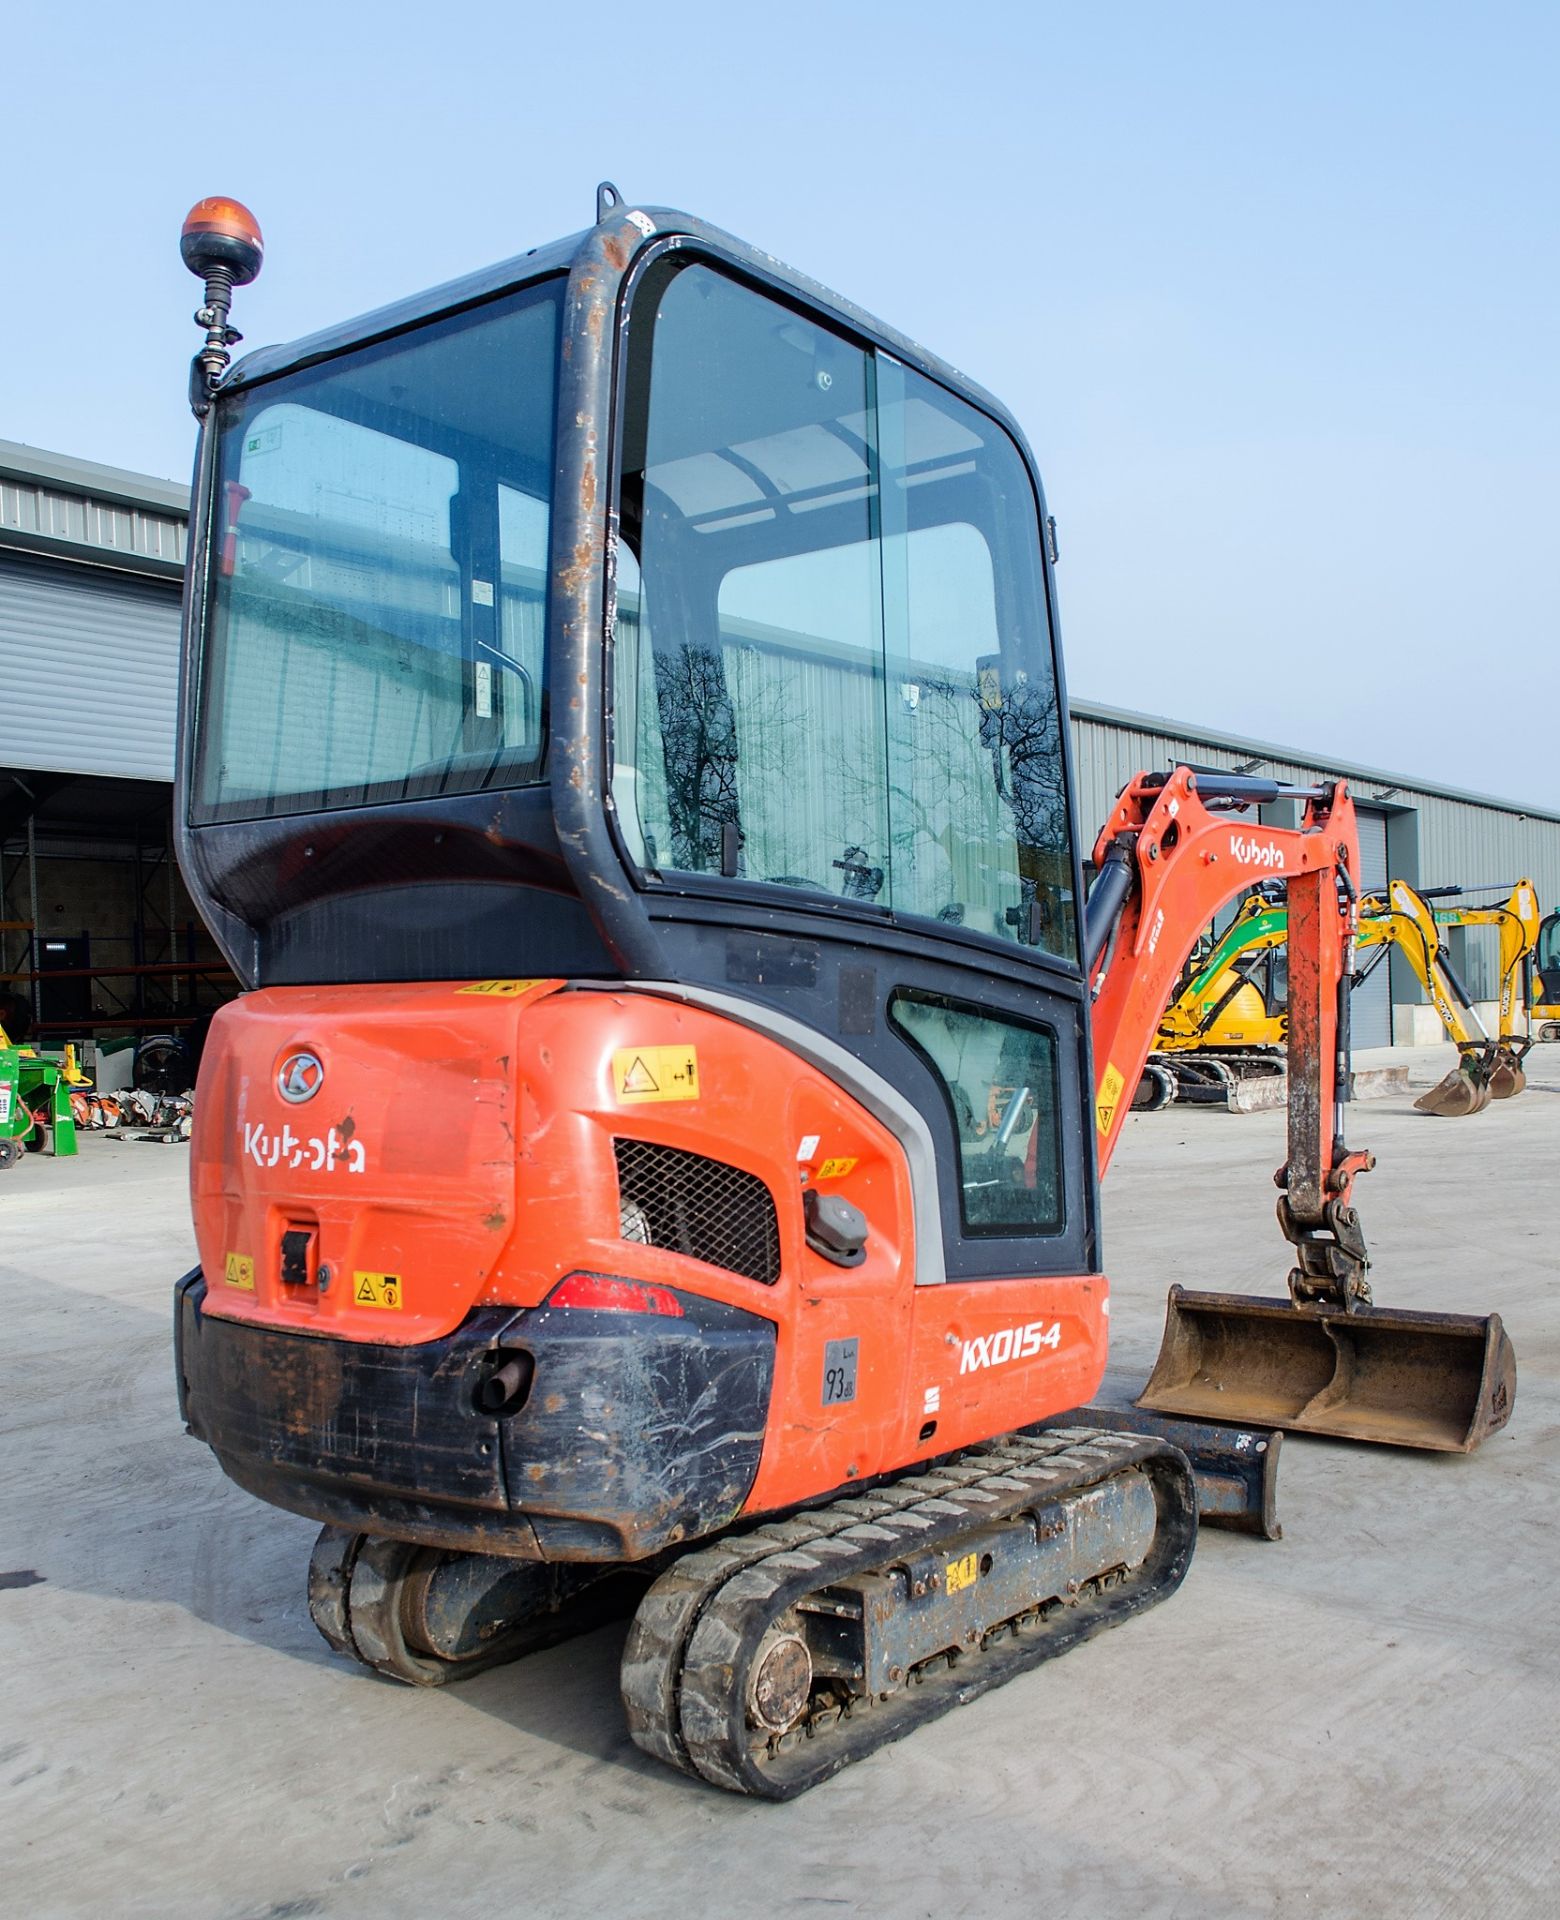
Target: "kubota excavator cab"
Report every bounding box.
[170,190,1198,1795]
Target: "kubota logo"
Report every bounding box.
[243,1119,365,1174]
[1229,834,1285,870]
[277,1051,324,1103]
[959,1319,1062,1374]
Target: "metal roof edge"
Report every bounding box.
[0,438,190,517]
[0,527,184,585]
[1068,696,1560,825]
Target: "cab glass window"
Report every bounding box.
[614,258,1075,959]
[195,282,561,823]
[889,991,1064,1234]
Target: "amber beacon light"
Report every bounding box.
[181,196,264,414]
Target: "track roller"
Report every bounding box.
[621,1429,1196,1799]
[306,1526,640,1686]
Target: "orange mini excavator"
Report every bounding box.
[170,190,1512,1798]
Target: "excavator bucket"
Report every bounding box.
[1487,1047,1527,1099]
[1414,1057,1492,1117]
[1138,1287,1516,1452]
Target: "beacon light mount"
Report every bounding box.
[181,196,264,417]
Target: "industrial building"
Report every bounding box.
[1069,706,1560,1048]
[4,434,1557,1056]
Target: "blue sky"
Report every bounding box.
[4,1,1556,805]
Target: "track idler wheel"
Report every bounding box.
[306,1526,637,1686]
[1132,1062,1177,1112]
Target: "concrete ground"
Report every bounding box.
[3,1042,1556,1919]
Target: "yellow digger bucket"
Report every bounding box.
[1414,1056,1492,1116]
[1138,1287,1516,1452]
[1487,1045,1528,1099]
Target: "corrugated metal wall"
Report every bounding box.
[0,471,186,570]
[1069,701,1560,1002]
[0,555,183,779]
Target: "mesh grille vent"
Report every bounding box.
[613,1139,781,1286]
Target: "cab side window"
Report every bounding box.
[889,991,1064,1235]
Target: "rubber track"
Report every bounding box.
[619,1450,1042,1775]
[621,1427,1196,1797]
[306,1526,637,1687]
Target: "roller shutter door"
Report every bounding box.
[0,554,181,779]
[1352,807,1391,1048]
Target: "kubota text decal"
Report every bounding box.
[1229,834,1286,869]
[242,1120,366,1173]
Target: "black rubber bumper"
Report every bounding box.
[174,1272,775,1562]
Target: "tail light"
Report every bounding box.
[546,1272,685,1317]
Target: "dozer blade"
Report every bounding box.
[1414,1062,1490,1117]
[1031,1400,1283,1538]
[1137,1286,1516,1452]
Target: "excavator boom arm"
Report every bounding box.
[1086,768,1360,1184]
[1087,767,1374,1308]
[1431,881,1540,1040]
[1106,774,1516,1446]
[1362,882,1488,1047]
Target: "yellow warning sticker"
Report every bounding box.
[224,1252,255,1292]
[611,1045,700,1104]
[457,979,543,997]
[1096,1061,1126,1135]
[353,1271,404,1311]
[816,1156,858,1180]
[945,1552,980,1594]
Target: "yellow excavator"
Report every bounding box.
[1427,881,1540,1094]
[1364,880,1522,1114]
[1533,909,1560,1041]
[1147,890,1290,1109]
[1149,879,1536,1116]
